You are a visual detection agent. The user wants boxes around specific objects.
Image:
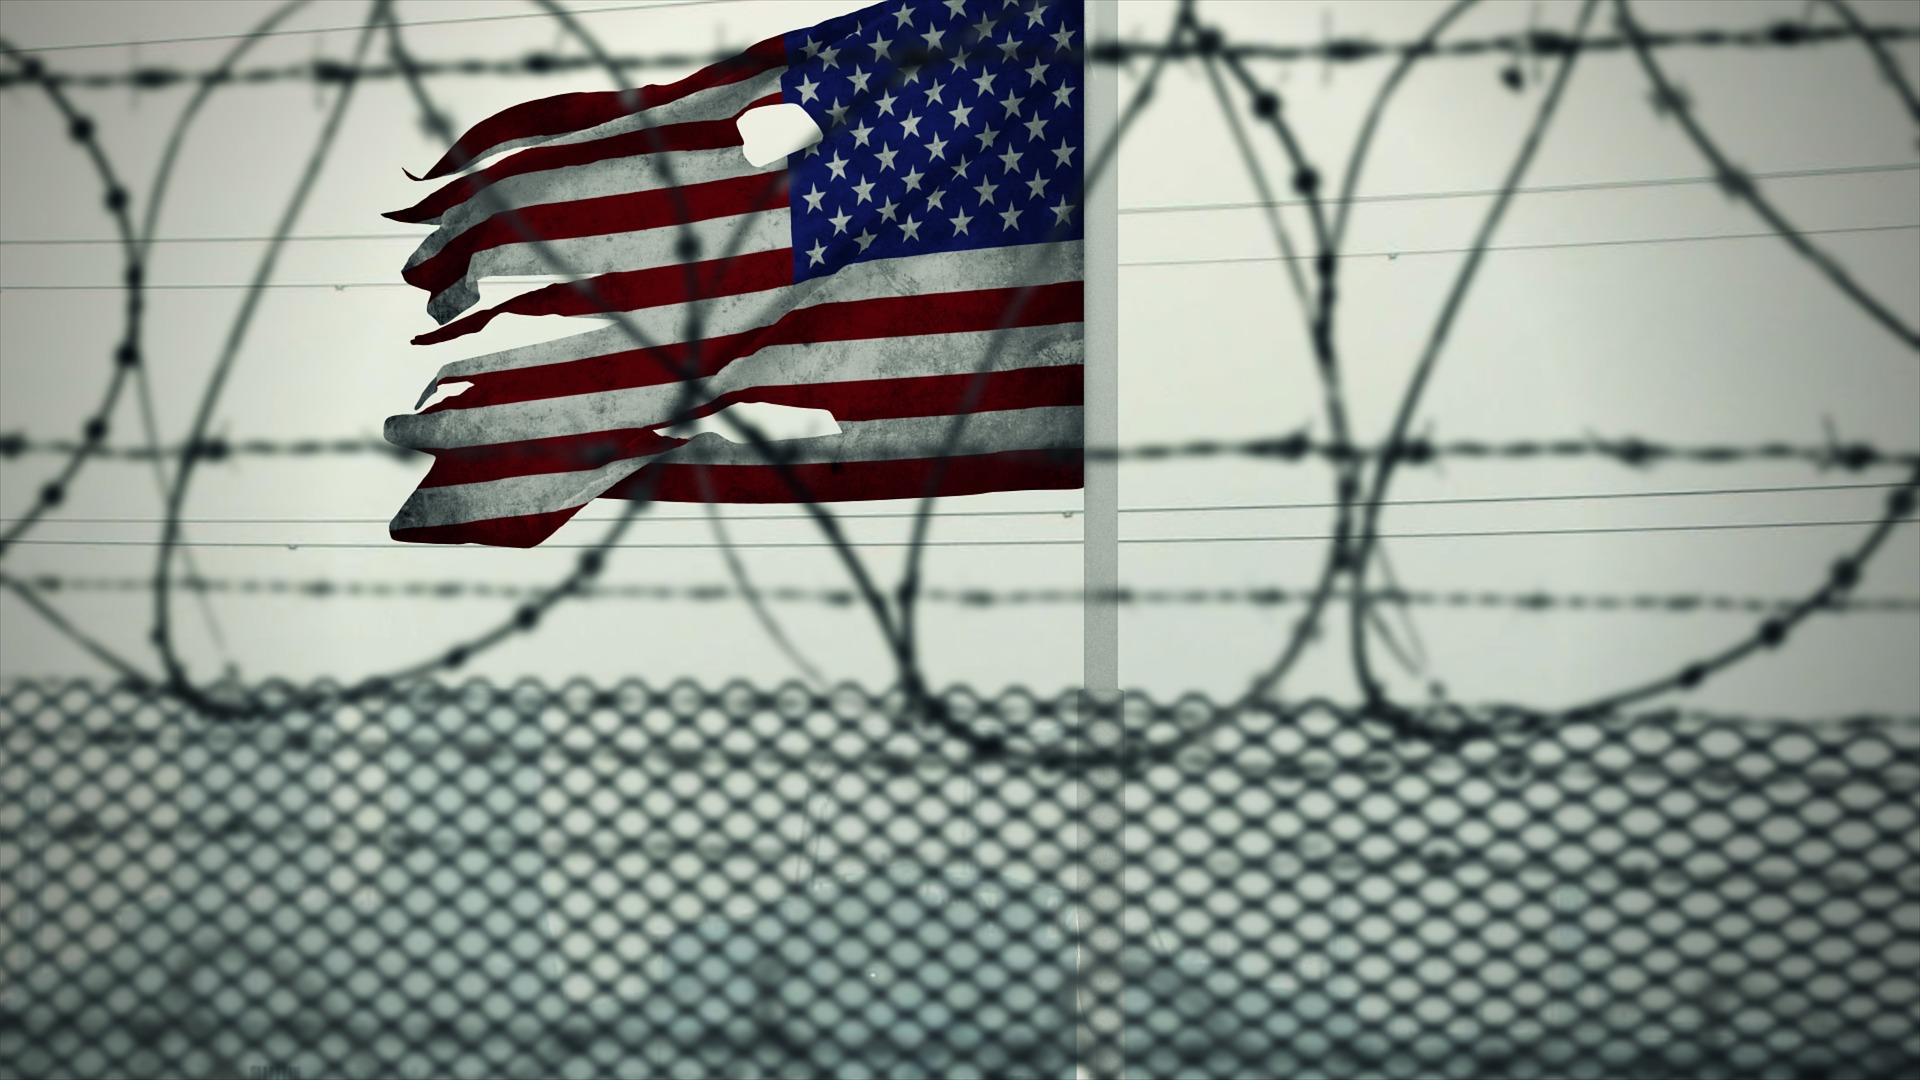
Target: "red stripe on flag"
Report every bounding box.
[421,282,1085,409]
[418,428,684,488]
[414,37,785,180]
[386,101,776,225]
[390,505,587,548]
[410,247,797,346]
[403,172,790,300]
[616,450,1084,503]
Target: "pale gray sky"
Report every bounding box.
[2,0,1916,715]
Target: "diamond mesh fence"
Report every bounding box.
[2,678,1916,1079]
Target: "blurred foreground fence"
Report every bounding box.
[3,678,1917,1079]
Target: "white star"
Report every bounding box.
[893,2,915,28]
[868,32,894,60]
[997,35,1020,61]
[829,207,851,234]
[1024,116,1048,141]
[998,146,1024,172]
[900,63,922,85]
[826,98,850,127]
[950,45,973,69]
[1051,27,1074,54]
[818,45,841,68]
[853,228,877,252]
[999,205,1024,229]
[926,188,946,210]
[826,151,850,179]
[1049,197,1075,226]
[973,70,997,96]
[805,239,828,266]
[999,91,1025,117]
[900,214,923,241]
[878,196,900,222]
[901,111,923,137]
[875,90,898,116]
[924,79,947,105]
[1025,173,1049,200]
[944,0,967,16]
[800,36,821,60]
[795,74,820,103]
[901,165,925,192]
[1026,58,1050,85]
[802,185,826,211]
[973,176,999,204]
[1051,82,1074,109]
[849,66,873,94]
[875,144,899,171]
[971,15,998,39]
[922,27,947,54]
[850,120,875,147]
[953,154,973,178]
[949,102,974,128]
[1026,2,1048,29]
[1051,139,1075,167]
[852,175,876,204]
[951,208,974,235]
[976,124,1000,150]
[925,132,949,159]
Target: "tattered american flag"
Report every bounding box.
[384,0,1086,547]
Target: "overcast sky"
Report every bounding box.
[2,0,1916,718]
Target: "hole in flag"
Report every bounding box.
[736,103,822,168]
[415,380,474,411]
[664,402,842,443]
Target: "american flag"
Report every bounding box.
[383,0,1087,547]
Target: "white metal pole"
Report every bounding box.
[1077,2,1123,1076]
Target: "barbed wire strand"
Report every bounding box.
[5,18,1914,89]
[15,571,1919,615]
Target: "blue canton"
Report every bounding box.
[781,0,1085,284]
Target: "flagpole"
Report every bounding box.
[1077,1,1123,1076]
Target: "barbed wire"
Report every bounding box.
[7,430,1919,470]
[5,19,1916,91]
[8,515,1917,549]
[16,571,1920,615]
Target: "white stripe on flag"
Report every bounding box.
[390,456,657,532]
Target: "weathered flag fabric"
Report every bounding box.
[384,0,1086,547]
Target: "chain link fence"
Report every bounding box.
[3,678,1915,1078]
